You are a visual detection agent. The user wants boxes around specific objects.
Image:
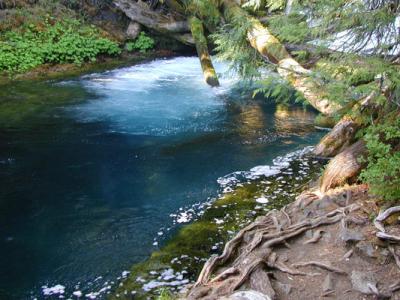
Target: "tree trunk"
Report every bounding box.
[114,0,194,44]
[314,116,359,157]
[189,17,220,87]
[320,140,367,193]
[221,0,341,115]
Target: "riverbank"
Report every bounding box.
[109,147,327,299]
[0,49,181,85]
[113,152,400,300]
[187,181,400,299]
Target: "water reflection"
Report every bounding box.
[274,104,316,135]
[0,57,323,299]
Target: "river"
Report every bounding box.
[0,57,323,299]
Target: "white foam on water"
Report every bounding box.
[42,284,65,296]
[217,146,314,190]
[62,57,238,136]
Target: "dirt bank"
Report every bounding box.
[187,184,400,299]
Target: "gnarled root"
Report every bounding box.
[189,204,357,299]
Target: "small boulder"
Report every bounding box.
[339,227,365,243]
[126,22,141,40]
[351,270,377,294]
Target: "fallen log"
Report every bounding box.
[114,0,194,44]
[189,16,220,86]
[221,0,342,115]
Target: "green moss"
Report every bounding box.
[110,156,325,299]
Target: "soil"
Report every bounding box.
[186,184,400,299]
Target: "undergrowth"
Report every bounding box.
[0,16,120,74]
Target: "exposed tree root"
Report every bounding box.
[388,246,400,270]
[292,261,347,275]
[374,206,400,233]
[189,204,358,299]
[303,229,324,244]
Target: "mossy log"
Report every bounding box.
[189,17,220,87]
[220,0,341,115]
[320,140,367,193]
[114,0,194,44]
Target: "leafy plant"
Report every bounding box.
[125,32,155,53]
[0,17,121,74]
[360,113,400,203]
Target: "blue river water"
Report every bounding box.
[0,57,323,299]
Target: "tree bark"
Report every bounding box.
[314,116,360,157]
[189,17,220,87]
[114,0,193,44]
[320,140,367,192]
[220,0,341,115]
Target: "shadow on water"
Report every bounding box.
[0,57,323,299]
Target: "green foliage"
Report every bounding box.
[126,32,155,53]
[212,13,265,79]
[157,289,175,300]
[253,76,305,104]
[185,0,221,29]
[268,13,310,43]
[0,17,120,74]
[242,0,286,12]
[273,0,400,56]
[360,113,400,203]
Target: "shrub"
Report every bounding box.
[125,32,155,53]
[360,114,400,203]
[0,17,121,73]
